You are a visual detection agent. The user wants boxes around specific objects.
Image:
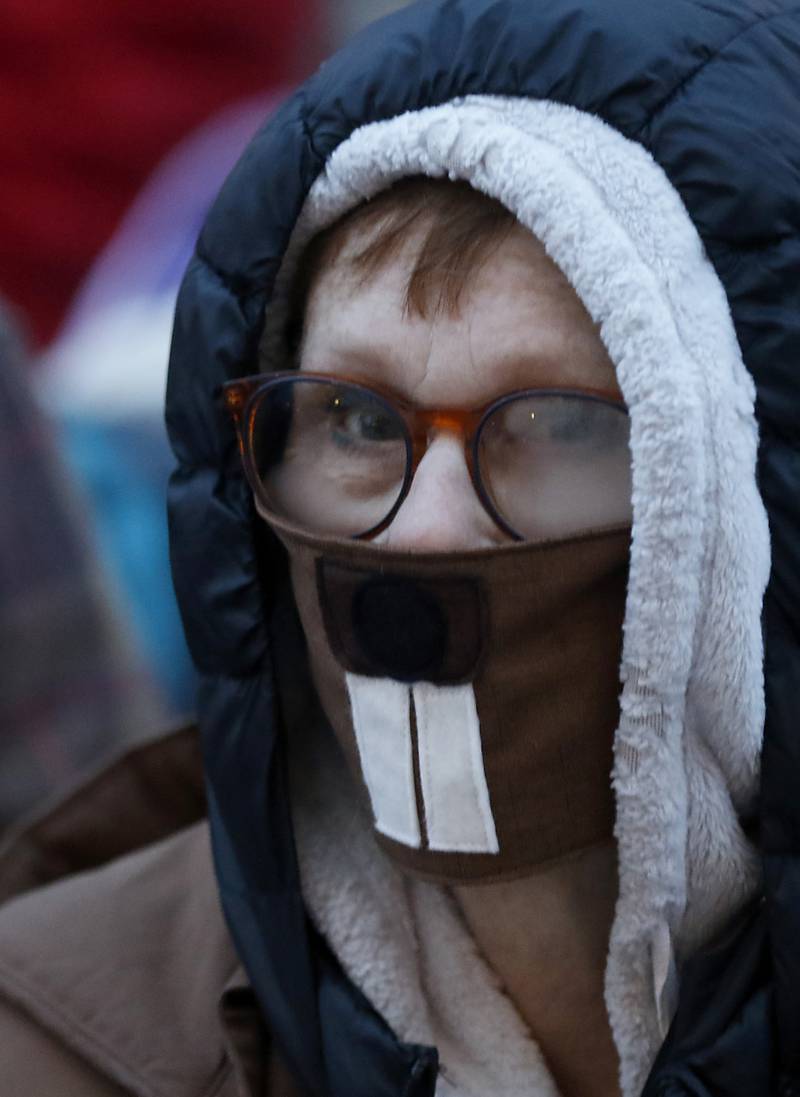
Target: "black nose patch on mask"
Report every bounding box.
[317,559,487,684]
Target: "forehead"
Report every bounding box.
[300,219,621,404]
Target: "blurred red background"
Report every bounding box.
[0,0,322,346]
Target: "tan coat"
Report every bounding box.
[0,728,304,1097]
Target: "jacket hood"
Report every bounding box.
[165,3,800,1095]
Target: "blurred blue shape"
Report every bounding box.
[58,413,196,715]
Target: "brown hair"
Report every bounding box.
[286,177,517,355]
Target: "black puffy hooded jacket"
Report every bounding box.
[164,2,800,1095]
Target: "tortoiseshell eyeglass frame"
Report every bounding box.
[221,370,628,541]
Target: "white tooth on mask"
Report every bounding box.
[345,673,421,847]
[413,682,499,854]
[346,673,499,855]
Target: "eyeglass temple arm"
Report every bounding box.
[218,382,251,458]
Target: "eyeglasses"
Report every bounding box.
[221,371,632,541]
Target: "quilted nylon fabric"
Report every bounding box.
[165,2,800,1094]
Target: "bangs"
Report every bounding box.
[286,178,517,354]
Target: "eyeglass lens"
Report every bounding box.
[249,378,632,539]
[252,378,409,536]
[477,394,632,539]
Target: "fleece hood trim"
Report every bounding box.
[165,3,800,1096]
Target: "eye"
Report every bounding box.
[542,403,586,442]
[327,391,404,445]
[531,398,612,444]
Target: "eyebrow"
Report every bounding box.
[299,344,622,404]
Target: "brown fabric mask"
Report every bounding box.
[271,514,630,885]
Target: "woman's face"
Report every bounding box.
[294,221,624,550]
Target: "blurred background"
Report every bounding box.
[0,0,410,826]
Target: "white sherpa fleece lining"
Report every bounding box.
[275,98,771,1097]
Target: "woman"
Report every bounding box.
[0,2,797,1095]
